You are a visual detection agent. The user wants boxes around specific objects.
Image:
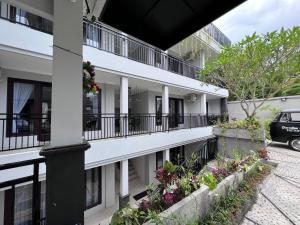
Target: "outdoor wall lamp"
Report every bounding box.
[281,97,287,101]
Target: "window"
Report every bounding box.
[9,6,53,34]
[156,151,163,169]
[4,181,46,225]
[290,113,300,122]
[7,78,51,137]
[155,96,162,126]
[85,167,102,209]
[170,146,185,165]
[83,92,101,131]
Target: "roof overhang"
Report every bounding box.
[99,0,246,50]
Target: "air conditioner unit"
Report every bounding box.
[186,94,197,102]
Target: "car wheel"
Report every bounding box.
[289,138,300,151]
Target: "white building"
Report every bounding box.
[0,2,230,224]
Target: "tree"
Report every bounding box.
[199,27,300,118]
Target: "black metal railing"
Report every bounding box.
[0,113,51,151]
[0,158,46,225]
[0,3,200,80]
[207,113,229,125]
[83,19,200,79]
[82,113,208,140]
[0,113,210,151]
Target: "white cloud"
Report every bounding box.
[213,0,300,43]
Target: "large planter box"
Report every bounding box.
[213,127,266,158]
[144,185,210,225]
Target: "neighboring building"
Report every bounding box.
[0,2,229,224]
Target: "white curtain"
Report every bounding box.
[13,82,34,132]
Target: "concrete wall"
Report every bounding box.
[228,95,300,120]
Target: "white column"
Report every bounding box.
[200,94,207,114]
[162,85,169,114]
[120,77,128,136]
[122,33,128,57]
[120,160,129,197]
[50,0,83,146]
[0,2,8,18]
[200,50,205,69]
[163,149,170,162]
[105,164,115,207]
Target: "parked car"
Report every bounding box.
[270,109,300,151]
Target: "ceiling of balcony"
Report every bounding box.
[99,0,245,50]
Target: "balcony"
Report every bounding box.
[0,4,201,80]
[0,113,228,152]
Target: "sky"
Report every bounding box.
[213,0,300,43]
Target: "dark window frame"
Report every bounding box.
[85,167,102,210]
[6,78,51,137]
[83,90,102,131]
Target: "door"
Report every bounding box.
[38,85,51,141]
[169,98,184,129]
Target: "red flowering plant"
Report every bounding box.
[83,61,100,94]
[211,167,229,183]
[258,148,269,160]
[155,161,177,187]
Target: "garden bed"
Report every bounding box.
[110,150,269,225]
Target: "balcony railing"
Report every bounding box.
[83,19,200,79]
[0,3,200,80]
[0,113,212,151]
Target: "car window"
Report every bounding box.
[280,113,290,122]
[290,112,300,122]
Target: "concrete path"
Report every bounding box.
[241,143,300,225]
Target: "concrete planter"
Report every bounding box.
[144,185,210,225]
[213,127,266,158]
[142,160,262,225]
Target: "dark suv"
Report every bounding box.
[270,109,300,151]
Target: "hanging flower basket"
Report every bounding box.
[83,61,100,94]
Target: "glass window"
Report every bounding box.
[85,167,102,209]
[11,82,35,134]
[156,151,163,170]
[155,97,162,126]
[170,146,185,165]
[7,79,52,137]
[291,113,300,122]
[83,92,101,131]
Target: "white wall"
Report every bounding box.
[207,99,221,114]
[0,20,228,98]
[131,155,147,184]
[228,95,300,120]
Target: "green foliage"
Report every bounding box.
[260,105,281,139]
[202,172,217,190]
[111,205,145,225]
[163,161,177,174]
[199,27,300,118]
[179,176,193,196]
[219,117,261,130]
[200,163,272,225]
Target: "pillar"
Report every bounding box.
[40,1,90,225]
[200,94,207,114]
[0,2,8,18]
[221,98,228,115]
[200,50,205,69]
[163,149,170,162]
[105,164,115,208]
[120,77,128,136]
[162,85,169,131]
[119,160,129,209]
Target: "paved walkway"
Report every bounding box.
[242,143,300,225]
